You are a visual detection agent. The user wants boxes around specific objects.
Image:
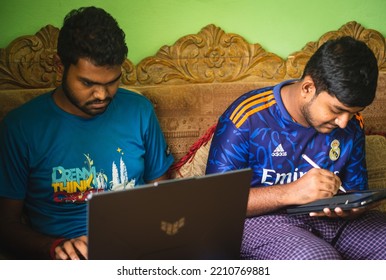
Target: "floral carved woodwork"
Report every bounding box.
[134,24,286,85]
[286,21,386,78]
[1,21,385,89]
[0,25,136,90]
[0,25,60,89]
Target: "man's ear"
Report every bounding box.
[300,76,316,99]
[53,53,64,86]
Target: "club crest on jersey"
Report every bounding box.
[329,139,340,161]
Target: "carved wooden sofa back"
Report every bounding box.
[1,21,386,162]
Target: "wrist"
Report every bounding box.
[49,238,66,259]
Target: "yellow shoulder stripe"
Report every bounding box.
[230,90,276,128]
[230,90,273,120]
[233,99,276,128]
[355,113,364,129]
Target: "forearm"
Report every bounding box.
[0,198,57,259]
[246,184,293,217]
[0,220,57,259]
[246,169,341,217]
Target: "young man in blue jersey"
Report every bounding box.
[0,7,174,260]
[206,36,386,259]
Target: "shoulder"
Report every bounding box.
[230,86,275,109]
[224,86,276,128]
[334,113,366,144]
[114,88,154,109]
[3,92,52,123]
[115,88,150,102]
[347,113,366,134]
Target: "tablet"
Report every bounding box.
[286,189,386,215]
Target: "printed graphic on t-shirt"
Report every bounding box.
[51,152,135,203]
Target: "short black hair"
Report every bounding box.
[57,6,128,68]
[302,36,378,107]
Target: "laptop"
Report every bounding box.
[286,189,386,215]
[87,168,252,260]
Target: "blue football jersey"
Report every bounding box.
[206,80,368,191]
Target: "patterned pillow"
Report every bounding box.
[365,135,386,212]
[169,124,216,178]
[366,135,386,188]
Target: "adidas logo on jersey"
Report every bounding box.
[271,144,287,157]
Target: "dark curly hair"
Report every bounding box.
[57,6,128,68]
[301,36,378,107]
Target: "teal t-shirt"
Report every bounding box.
[0,88,174,238]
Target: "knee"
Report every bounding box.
[241,238,342,260]
[288,241,342,260]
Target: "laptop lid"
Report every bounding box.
[87,168,252,260]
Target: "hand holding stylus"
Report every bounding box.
[302,154,346,193]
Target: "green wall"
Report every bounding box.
[1,0,385,64]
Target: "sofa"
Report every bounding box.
[1,21,385,215]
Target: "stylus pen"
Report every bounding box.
[301,154,346,193]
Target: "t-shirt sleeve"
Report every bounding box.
[143,108,174,181]
[0,117,29,199]
[206,115,249,175]
[339,114,368,190]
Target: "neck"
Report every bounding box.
[280,82,308,126]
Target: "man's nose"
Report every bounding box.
[335,113,353,129]
[92,85,109,100]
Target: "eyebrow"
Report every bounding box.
[79,73,122,86]
[333,104,364,114]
